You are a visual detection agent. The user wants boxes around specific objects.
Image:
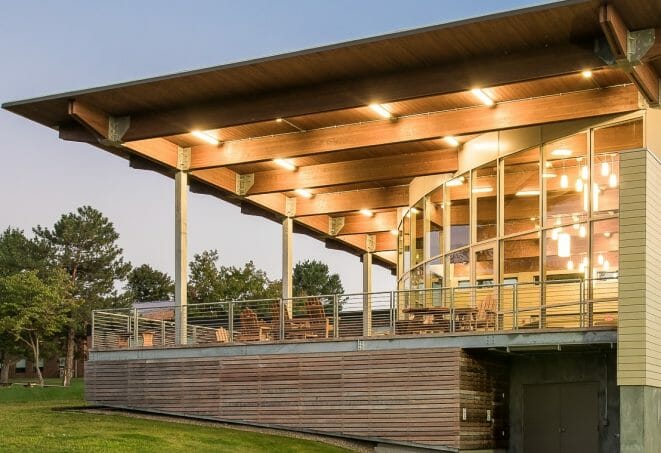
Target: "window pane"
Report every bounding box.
[428,187,443,258]
[593,119,642,216]
[545,222,589,279]
[410,264,425,290]
[402,212,411,273]
[592,218,619,325]
[411,199,425,267]
[447,248,470,287]
[544,132,589,226]
[503,232,540,329]
[474,161,498,242]
[504,148,540,235]
[449,173,470,250]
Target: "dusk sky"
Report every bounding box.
[0,0,554,293]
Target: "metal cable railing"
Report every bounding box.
[91,277,618,350]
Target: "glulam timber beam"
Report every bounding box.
[120,44,606,141]
[233,150,457,195]
[328,212,397,236]
[338,231,397,252]
[187,85,641,169]
[600,5,660,105]
[294,186,408,217]
[68,100,130,144]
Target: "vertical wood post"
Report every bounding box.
[282,216,294,319]
[363,234,375,337]
[175,168,188,345]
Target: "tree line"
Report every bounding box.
[0,206,343,386]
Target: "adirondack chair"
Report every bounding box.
[215,326,230,343]
[237,308,271,341]
[271,302,317,340]
[473,293,497,330]
[304,298,332,338]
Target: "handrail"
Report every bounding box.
[91,277,618,350]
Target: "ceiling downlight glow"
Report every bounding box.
[471,88,495,106]
[446,176,465,187]
[551,149,572,157]
[359,209,374,217]
[273,158,297,171]
[444,136,460,147]
[191,130,220,145]
[294,189,313,199]
[368,103,392,119]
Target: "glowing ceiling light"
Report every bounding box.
[579,225,587,238]
[575,178,584,192]
[604,231,612,238]
[581,165,589,180]
[444,136,460,147]
[542,172,557,178]
[551,228,560,241]
[276,118,283,123]
[601,162,610,177]
[573,223,580,230]
[603,259,610,270]
[472,186,493,194]
[273,158,297,171]
[446,176,465,187]
[191,130,220,145]
[581,70,593,78]
[609,173,618,188]
[359,209,374,217]
[579,262,585,272]
[410,207,420,215]
[390,229,399,236]
[368,103,392,119]
[515,189,540,197]
[551,149,572,157]
[567,259,575,271]
[597,254,605,265]
[560,174,569,189]
[558,233,571,257]
[471,88,495,106]
[294,188,313,199]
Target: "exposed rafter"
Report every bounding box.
[187,85,641,169]
[600,4,660,105]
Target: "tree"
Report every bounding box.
[34,206,131,386]
[0,270,68,386]
[124,264,174,302]
[293,260,344,297]
[0,228,48,385]
[188,250,280,303]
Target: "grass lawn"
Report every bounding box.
[0,379,351,453]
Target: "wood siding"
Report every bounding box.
[618,148,661,387]
[87,348,466,448]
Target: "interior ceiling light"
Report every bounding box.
[581,165,589,180]
[558,233,571,257]
[542,172,557,178]
[446,176,465,187]
[472,186,493,193]
[368,103,392,119]
[551,149,572,157]
[273,158,297,171]
[294,188,313,199]
[609,173,618,188]
[601,162,610,176]
[560,174,569,188]
[515,189,540,197]
[410,207,420,214]
[390,229,399,236]
[581,70,593,78]
[191,130,220,145]
[471,88,495,106]
[444,136,460,147]
[359,209,374,217]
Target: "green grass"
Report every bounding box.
[0,379,351,453]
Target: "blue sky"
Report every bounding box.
[0,0,555,293]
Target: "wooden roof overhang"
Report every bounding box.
[4,0,661,271]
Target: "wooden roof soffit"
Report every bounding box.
[599,4,661,105]
[292,186,408,217]
[186,85,642,170]
[67,100,130,146]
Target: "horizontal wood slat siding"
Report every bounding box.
[459,352,509,450]
[86,348,463,447]
[618,148,661,387]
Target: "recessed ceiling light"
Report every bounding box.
[368,103,392,119]
[542,172,557,178]
[191,130,220,145]
[444,136,460,147]
[273,158,297,171]
[359,209,374,217]
[516,190,540,197]
[471,88,495,106]
[472,186,493,193]
[551,149,572,157]
[294,188,313,199]
[581,70,593,78]
[390,229,398,236]
[446,176,465,187]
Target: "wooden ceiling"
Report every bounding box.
[3,0,660,270]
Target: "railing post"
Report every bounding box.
[133,308,139,347]
[513,284,519,331]
[161,320,166,346]
[390,292,396,336]
[579,279,585,328]
[91,311,96,350]
[279,298,285,341]
[333,294,340,338]
[228,301,234,343]
[450,288,455,333]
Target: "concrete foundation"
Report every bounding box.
[620,385,661,453]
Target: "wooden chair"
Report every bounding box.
[305,298,332,338]
[215,327,230,343]
[237,308,271,341]
[141,331,154,347]
[473,293,497,330]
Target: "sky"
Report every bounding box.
[0,0,555,294]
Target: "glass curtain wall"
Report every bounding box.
[396,118,643,319]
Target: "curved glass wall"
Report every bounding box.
[397,118,643,295]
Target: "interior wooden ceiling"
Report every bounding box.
[3,0,659,269]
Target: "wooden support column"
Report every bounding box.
[175,147,190,345]
[282,197,295,318]
[363,234,375,337]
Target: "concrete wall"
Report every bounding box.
[508,349,619,453]
[620,385,661,453]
